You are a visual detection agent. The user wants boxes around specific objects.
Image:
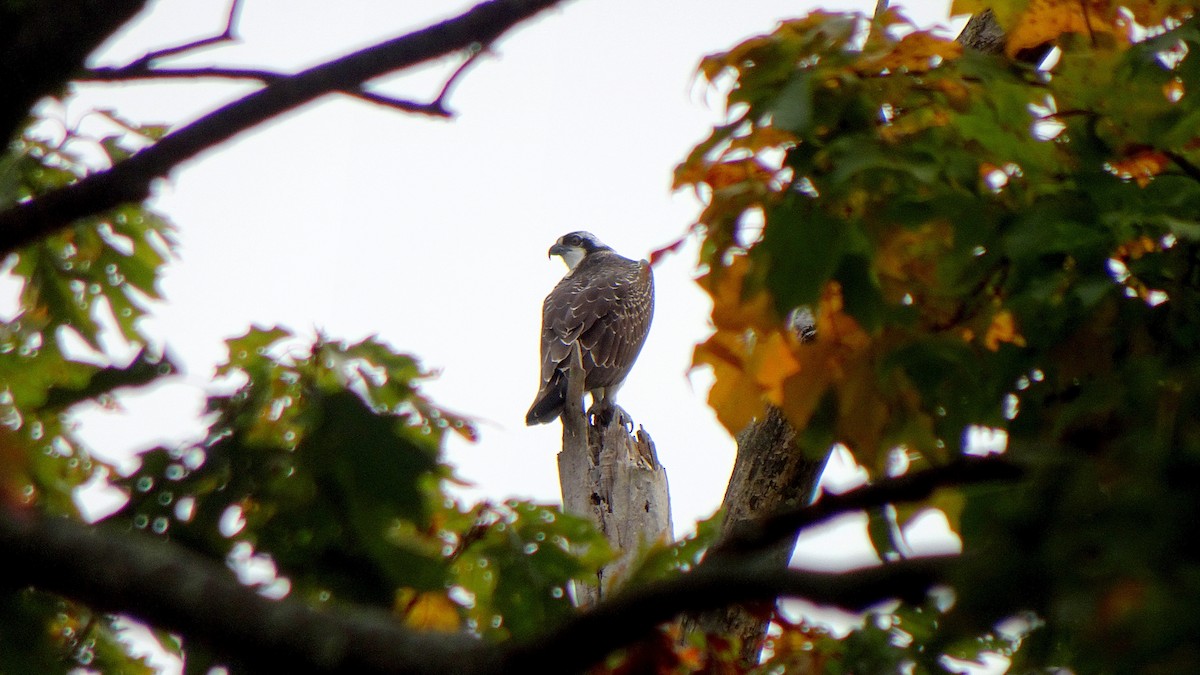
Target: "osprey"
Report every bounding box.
[526,231,654,426]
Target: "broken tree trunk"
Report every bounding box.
[557,343,672,609]
[682,405,825,665]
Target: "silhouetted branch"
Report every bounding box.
[1164,150,1200,184]
[0,505,484,675]
[0,0,570,256]
[498,556,950,674]
[82,65,283,82]
[82,43,495,117]
[2,502,950,675]
[125,0,244,68]
[713,457,1022,557]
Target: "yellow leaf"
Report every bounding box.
[1006,0,1121,58]
[1114,234,1160,260]
[777,282,872,435]
[865,31,963,73]
[753,330,802,406]
[700,256,777,332]
[694,331,770,433]
[396,590,461,632]
[814,281,871,353]
[984,310,1026,351]
[876,221,953,294]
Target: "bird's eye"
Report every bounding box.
[567,235,580,245]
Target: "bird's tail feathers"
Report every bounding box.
[525,375,567,425]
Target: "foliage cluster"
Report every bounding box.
[675,0,1200,670]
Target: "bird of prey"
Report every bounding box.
[526,231,654,426]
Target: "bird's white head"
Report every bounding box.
[549,231,610,271]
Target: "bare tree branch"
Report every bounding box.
[429,42,492,113]
[126,0,244,68]
[82,65,284,82]
[0,0,572,256]
[2,501,949,675]
[0,505,487,675]
[82,65,455,117]
[498,556,949,674]
[713,457,1022,558]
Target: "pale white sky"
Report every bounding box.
[17,0,990,670]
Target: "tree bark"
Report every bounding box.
[557,344,672,608]
[956,9,1006,55]
[682,405,825,664]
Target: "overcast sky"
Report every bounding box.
[24,0,994,669]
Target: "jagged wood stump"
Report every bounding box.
[556,344,671,609]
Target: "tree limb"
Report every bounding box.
[712,457,1022,558]
[125,0,244,68]
[0,505,486,675]
[0,0,571,256]
[2,502,948,675]
[497,555,949,674]
[683,404,824,661]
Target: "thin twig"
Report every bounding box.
[0,0,570,255]
[349,90,452,116]
[83,66,452,117]
[83,65,283,82]
[1080,0,1097,47]
[431,41,491,113]
[1163,150,1200,184]
[128,0,244,68]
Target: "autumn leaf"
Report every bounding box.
[814,281,871,355]
[694,331,770,433]
[863,31,963,74]
[1107,149,1170,187]
[700,256,777,333]
[1005,0,1122,58]
[983,309,1026,351]
[397,590,461,632]
[875,221,954,301]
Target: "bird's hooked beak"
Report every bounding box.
[548,239,585,271]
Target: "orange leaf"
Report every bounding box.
[704,158,776,191]
[815,281,871,353]
[398,590,461,632]
[754,330,803,406]
[984,310,1027,351]
[1108,150,1170,187]
[700,256,777,332]
[868,31,963,73]
[1114,234,1159,260]
[694,331,771,434]
[1006,0,1120,57]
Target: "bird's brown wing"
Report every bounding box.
[538,254,653,392]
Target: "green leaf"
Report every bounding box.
[40,349,174,412]
[771,70,814,133]
[758,196,846,312]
